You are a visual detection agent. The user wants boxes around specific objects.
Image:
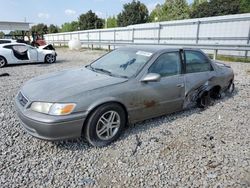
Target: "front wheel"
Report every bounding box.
[84,103,126,147]
[45,54,56,64]
[0,56,7,68]
[227,82,235,94]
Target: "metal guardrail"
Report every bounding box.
[45,14,250,60]
[46,40,250,60]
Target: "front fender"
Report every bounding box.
[86,97,127,113]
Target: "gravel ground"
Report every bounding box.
[0,48,250,188]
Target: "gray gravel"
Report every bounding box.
[0,48,250,187]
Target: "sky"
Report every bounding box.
[0,0,193,27]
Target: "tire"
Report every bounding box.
[197,91,211,108]
[227,82,235,94]
[0,56,7,68]
[84,103,126,147]
[45,54,56,64]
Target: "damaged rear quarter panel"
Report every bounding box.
[183,61,234,108]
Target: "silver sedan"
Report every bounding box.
[15,46,234,147]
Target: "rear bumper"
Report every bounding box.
[15,98,86,141]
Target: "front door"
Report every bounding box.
[128,51,185,122]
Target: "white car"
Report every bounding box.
[0,43,57,68]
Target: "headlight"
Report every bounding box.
[30,102,76,116]
[30,102,53,114]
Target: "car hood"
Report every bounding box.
[21,67,127,102]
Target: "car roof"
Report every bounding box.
[0,39,15,41]
[119,45,201,53]
[0,42,28,47]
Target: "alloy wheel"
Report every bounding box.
[0,57,6,67]
[96,111,121,140]
[46,55,55,63]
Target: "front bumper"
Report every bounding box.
[15,97,86,141]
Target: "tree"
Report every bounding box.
[78,10,104,30]
[149,0,190,22]
[117,0,149,27]
[240,0,250,13]
[61,21,79,32]
[189,1,211,18]
[30,23,48,34]
[48,24,59,33]
[8,30,24,36]
[190,0,241,18]
[0,31,4,39]
[106,16,118,28]
[164,0,190,20]
[149,4,164,22]
[191,0,208,10]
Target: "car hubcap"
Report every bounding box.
[0,58,5,67]
[46,55,55,63]
[96,111,121,140]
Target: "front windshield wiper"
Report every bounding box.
[87,65,128,79]
[93,67,112,75]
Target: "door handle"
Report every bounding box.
[177,84,184,88]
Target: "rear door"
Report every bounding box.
[183,50,215,95]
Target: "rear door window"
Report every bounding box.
[185,51,212,73]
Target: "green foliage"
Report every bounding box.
[61,21,79,32]
[149,4,164,22]
[106,16,118,28]
[78,10,104,30]
[48,24,59,33]
[240,0,250,13]
[0,31,4,38]
[117,0,149,27]
[8,30,24,36]
[190,0,244,18]
[149,0,190,22]
[191,0,208,9]
[30,23,48,34]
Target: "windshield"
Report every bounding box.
[90,48,153,78]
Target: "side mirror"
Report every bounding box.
[141,73,161,82]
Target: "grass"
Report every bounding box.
[208,54,250,63]
[53,45,250,63]
[54,45,68,49]
[246,69,250,75]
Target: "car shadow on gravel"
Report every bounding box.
[121,89,239,139]
[2,60,67,68]
[52,89,238,150]
[52,138,92,151]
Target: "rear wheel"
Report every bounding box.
[45,54,56,64]
[84,103,126,147]
[0,56,7,68]
[197,91,211,108]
